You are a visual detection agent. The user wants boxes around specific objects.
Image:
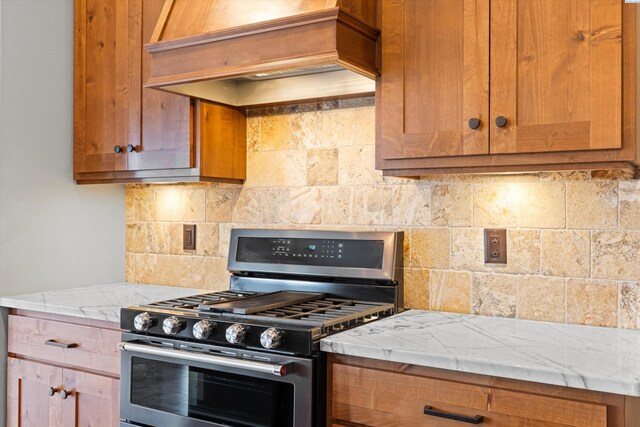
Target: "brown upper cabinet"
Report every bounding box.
[73,0,246,184]
[376,0,637,175]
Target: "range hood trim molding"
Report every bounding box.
[147,8,378,54]
[145,4,380,106]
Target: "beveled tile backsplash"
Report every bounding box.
[125,97,640,329]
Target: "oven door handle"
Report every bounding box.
[118,342,293,377]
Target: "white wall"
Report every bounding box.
[0,0,125,423]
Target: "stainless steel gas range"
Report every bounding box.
[119,229,403,427]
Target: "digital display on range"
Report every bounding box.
[236,237,385,269]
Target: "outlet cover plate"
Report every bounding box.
[484,228,507,264]
[183,224,196,250]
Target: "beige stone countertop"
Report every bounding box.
[0,282,205,323]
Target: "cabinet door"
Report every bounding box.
[61,369,120,427]
[378,0,489,160]
[127,0,193,171]
[7,358,64,427]
[74,0,140,174]
[490,0,622,154]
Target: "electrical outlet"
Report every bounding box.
[183,224,196,250]
[484,229,507,264]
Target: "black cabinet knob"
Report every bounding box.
[114,145,123,154]
[495,116,508,128]
[468,118,481,130]
[126,144,136,153]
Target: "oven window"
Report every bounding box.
[130,357,294,427]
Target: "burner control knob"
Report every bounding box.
[225,324,246,345]
[260,328,283,349]
[192,320,216,340]
[133,312,156,331]
[162,316,185,335]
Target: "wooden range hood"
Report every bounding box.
[145,0,379,107]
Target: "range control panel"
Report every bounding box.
[236,237,384,269]
[272,238,343,259]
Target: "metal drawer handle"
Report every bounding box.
[118,342,293,377]
[424,406,484,424]
[45,339,79,349]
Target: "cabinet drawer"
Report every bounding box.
[332,363,490,426]
[8,314,120,376]
[331,363,608,427]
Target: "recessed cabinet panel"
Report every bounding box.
[62,369,120,426]
[380,0,489,160]
[490,0,622,154]
[7,358,64,427]
[75,0,135,173]
[128,0,193,172]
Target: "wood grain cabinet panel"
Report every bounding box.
[379,0,489,160]
[328,355,640,427]
[490,0,622,154]
[489,388,607,426]
[7,358,64,427]
[376,0,636,175]
[7,358,120,427]
[74,0,135,174]
[62,369,120,427]
[128,0,193,172]
[332,363,492,426]
[73,0,246,184]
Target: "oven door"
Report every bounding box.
[119,336,316,427]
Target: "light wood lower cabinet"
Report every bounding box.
[6,310,121,427]
[7,358,119,427]
[328,354,640,427]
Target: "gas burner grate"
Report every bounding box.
[147,291,257,310]
[256,297,395,332]
[145,292,394,336]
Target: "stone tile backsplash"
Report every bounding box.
[125,97,640,329]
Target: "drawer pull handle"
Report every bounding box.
[47,386,59,397]
[424,406,484,424]
[45,339,79,349]
[59,389,70,400]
